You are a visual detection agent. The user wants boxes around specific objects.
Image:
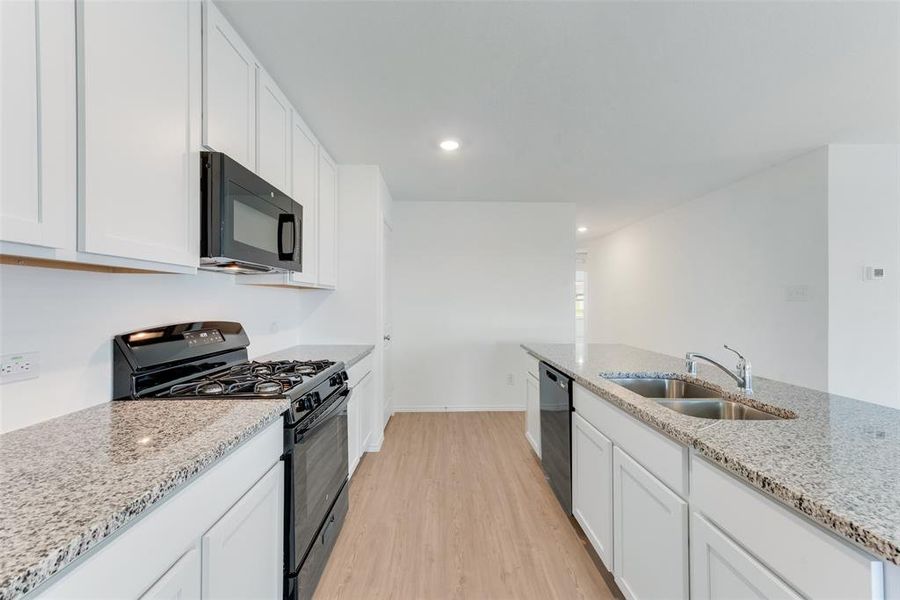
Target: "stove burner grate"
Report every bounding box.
[157,359,336,398]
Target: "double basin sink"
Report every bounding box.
[607,378,784,420]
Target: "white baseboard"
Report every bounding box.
[391,405,525,413]
[366,434,383,452]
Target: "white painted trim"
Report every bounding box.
[365,433,384,453]
[391,405,525,413]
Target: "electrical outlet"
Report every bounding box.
[506,373,515,386]
[0,352,40,384]
[785,284,810,302]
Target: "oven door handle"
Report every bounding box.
[295,387,350,440]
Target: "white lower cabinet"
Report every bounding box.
[348,390,361,477]
[572,412,613,570]
[574,382,887,600]
[525,371,541,457]
[691,513,801,600]
[349,369,374,477]
[201,463,283,599]
[139,547,201,600]
[613,446,688,600]
[36,421,283,600]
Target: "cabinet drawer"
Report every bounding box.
[574,383,688,497]
[347,353,373,388]
[691,455,883,600]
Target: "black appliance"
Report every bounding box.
[112,321,350,600]
[201,151,303,274]
[540,362,573,514]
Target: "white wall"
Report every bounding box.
[391,201,575,411]
[584,148,830,390]
[827,145,900,408]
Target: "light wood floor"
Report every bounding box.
[315,412,617,600]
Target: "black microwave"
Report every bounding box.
[200,151,302,274]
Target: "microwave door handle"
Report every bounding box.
[278,213,296,261]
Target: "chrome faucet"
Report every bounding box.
[685,345,752,393]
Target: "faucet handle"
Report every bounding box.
[723,344,748,368]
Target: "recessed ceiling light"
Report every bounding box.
[577,226,588,233]
[439,139,460,152]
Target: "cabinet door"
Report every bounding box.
[78,0,200,267]
[202,463,282,600]
[203,0,255,169]
[1,0,74,249]
[256,68,290,192]
[317,149,337,287]
[691,513,801,600]
[525,372,541,457]
[356,371,374,452]
[348,393,361,477]
[140,546,201,600]
[289,111,318,285]
[613,446,688,600]
[572,412,613,570]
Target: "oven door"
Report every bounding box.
[202,152,302,273]
[285,388,350,574]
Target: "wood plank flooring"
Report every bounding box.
[315,412,617,600]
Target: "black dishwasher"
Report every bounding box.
[539,362,573,514]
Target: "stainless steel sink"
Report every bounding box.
[653,399,781,420]
[608,377,721,399]
[607,377,783,421]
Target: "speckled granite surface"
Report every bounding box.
[0,399,289,600]
[523,343,900,566]
[257,344,374,368]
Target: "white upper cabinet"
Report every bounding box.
[256,68,291,193]
[78,0,200,268]
[1,0,75,250]
[202,1,256,169]
[317,148,338,288]
[290,111,319,285]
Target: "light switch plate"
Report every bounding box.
[0,352,40,384]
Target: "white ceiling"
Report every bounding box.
[218,1,900,238]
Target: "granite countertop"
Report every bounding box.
[523,343,900,566]
[0,343,374,600]
[257,344,374,368]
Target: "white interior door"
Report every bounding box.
[382,221,393,422]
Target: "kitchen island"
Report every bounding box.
[524,343,900,598]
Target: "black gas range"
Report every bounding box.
[113,321,350,600]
